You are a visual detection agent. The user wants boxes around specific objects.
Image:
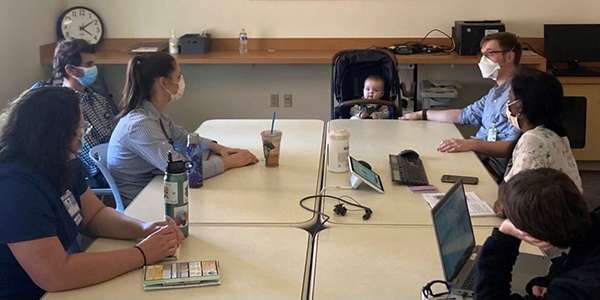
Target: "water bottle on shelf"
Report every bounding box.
[164,152,189,237]
[239,28,248,54]
[186,133,203,188]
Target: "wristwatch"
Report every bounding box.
[422,109,428,121]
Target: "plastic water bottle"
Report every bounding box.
[169,29,179,54]
[186,133,203,188]
[239,29,248,54]
[164,152,188,237]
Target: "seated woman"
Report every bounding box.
[494,68,582,216]
[108,52,258,205]
[0,87,184,300]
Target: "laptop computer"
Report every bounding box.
[430,180,550,297]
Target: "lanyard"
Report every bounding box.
[159,119,174,145]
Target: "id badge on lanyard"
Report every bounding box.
[61,190,83,226]
[487,122,498,142]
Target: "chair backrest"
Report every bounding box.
[563,96,587,149]
[89,143,124,212]
[331,49,402,119]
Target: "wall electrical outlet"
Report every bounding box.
[270,94,279,107]
[284,94,292,107]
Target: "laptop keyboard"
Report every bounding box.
[389,154,429,186]
[462,268,476,291]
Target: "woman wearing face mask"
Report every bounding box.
[108,53,258,205]
[0,87,184,300]
[493,68,582,217]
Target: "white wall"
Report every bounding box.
[61,0,599,131]
[0,0,66,106]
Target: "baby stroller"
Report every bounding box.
[331,49,402,119]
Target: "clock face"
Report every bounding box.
[58,7,104,44]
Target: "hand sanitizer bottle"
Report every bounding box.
[169,30,179,54]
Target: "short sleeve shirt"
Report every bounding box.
[0,161,88,300]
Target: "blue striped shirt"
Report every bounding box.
[459,80,520,141]
[107,101,224,205]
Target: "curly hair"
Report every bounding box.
[0,87,81,194]
[53,39,97,80]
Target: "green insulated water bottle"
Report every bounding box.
[164,152,189,237]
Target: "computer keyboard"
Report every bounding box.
[389,154,429,186]
[461,268,476,291]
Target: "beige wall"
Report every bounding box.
[67,0,599,38]
[0,0,66,106]
[59,0,599,131]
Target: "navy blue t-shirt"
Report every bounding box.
[0,161,88,300]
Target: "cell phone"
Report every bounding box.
[441,174,479,185]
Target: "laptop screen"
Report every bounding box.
[431,181,476,281]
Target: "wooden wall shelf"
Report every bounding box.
[39,38,546,69]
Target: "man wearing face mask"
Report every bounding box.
[53,39,118,188]
[401,32,522,178]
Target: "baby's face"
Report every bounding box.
[363,79,384,100]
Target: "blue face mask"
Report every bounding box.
[74,65,98,87]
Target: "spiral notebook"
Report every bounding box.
[143,260,220,290]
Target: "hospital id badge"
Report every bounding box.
[61,190,83,226]
[487,127,498,142]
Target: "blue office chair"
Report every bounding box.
[89,143,125,212]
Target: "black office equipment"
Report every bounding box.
[545,24,600,76]
[180,34,211,54]
[389,150,429,186]
[563,96,587,149]
[452,20,505,55]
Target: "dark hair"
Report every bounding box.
[119,52,176,118]
[0,87,81,194]
[53,39,97,79]
[504,168,591,248]
[480,32,522,66]
[511,68,567,136]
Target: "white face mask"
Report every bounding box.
[506,101,522,131]
[166,75,186,102]
[478,56,501,80]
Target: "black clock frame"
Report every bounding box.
[56,6,104,45]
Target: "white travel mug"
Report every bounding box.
[327,129,350,173]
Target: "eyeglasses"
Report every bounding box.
[479,49,510,59]
[479,45,518,59]
[81,121,93,136]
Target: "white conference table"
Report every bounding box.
[44,226,312,300]
[310,226,543,300]
[323,120,502,227]
[124,119,325,227]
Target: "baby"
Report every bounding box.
[350,75,389,119]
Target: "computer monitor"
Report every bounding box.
[544,24,600,65]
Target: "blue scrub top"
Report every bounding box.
[0,160,88,300]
